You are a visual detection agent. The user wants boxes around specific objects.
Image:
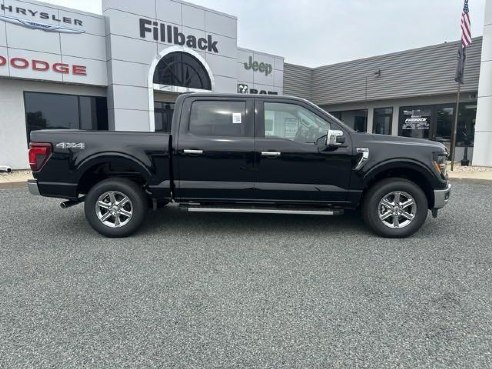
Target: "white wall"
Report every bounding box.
[103,0,239,132]
[237,47,284,95]
[0,79,106,169]
[473,0,492,166]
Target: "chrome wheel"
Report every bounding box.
[378,191,417,229]
[95,191,133,228]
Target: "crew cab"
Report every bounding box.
[28,93,451,238]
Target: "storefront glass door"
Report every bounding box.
[434,106,454,151]
[398,103,476,153]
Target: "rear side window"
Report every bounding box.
[189,101,249,137]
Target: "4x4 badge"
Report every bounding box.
[56,143,85,150]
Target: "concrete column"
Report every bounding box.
[391,105,400,136]
[366,107,374,133]
[473,0,492,166]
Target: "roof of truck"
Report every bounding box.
[182,92,303,100]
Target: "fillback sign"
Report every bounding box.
[139,18,219,53]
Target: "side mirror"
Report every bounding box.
[326,129,345,147]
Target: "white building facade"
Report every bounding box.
[0,0,284,169]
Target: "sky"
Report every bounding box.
[41,0,486,67]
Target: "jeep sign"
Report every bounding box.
[244,56,273,76]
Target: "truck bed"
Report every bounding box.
[30,130,172,201]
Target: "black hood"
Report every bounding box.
[352,132,447,153]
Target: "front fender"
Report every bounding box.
[362,159,435,183]
[360,158,439,188]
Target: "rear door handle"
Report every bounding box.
[261,151,281,157]
[183,149,203,155]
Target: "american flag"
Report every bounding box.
[460,0,472,47]
[455,0,472,83]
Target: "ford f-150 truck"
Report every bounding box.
[28,93,451,238]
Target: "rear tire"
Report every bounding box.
[362,178,428,238]
[84,178,148,238]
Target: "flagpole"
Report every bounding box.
[451,0,471,171]
[450,82,461,171]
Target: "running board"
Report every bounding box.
[184,206,343,216]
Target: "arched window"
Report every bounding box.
[153,52,212,90]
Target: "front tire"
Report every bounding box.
[362,178,428,238]
[84,178,148,238]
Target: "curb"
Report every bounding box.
[0,181,27,189]
[447,177,492,185]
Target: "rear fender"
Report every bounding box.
[76,153,153,183]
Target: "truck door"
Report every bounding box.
[254,98,354,204]
[174,96,255,202]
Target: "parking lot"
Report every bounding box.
[0,180,491,368]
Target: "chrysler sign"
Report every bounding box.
[0,15,85,33]
[0,3,85,33]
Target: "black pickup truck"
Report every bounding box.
[28,93,450,238]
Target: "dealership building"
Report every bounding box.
[0,0,491,169]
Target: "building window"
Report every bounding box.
[153,52,211,90]
[154,102,175,132]
[399,106,432,139]
[24,92,108,143]
[373,107,392,135]
[189,101,249,137]
[330,109,367,132]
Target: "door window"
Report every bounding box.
[264,102,330,144]
[189,101,249,137]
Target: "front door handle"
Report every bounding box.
[183,149,203,155]
[261,151,281,157]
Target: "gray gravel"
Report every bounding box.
[0,181,491,368]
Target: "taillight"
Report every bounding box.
[29,143,52,172]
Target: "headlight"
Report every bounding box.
[433,152,448,178]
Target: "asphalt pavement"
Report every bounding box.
[0,181,491,368]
